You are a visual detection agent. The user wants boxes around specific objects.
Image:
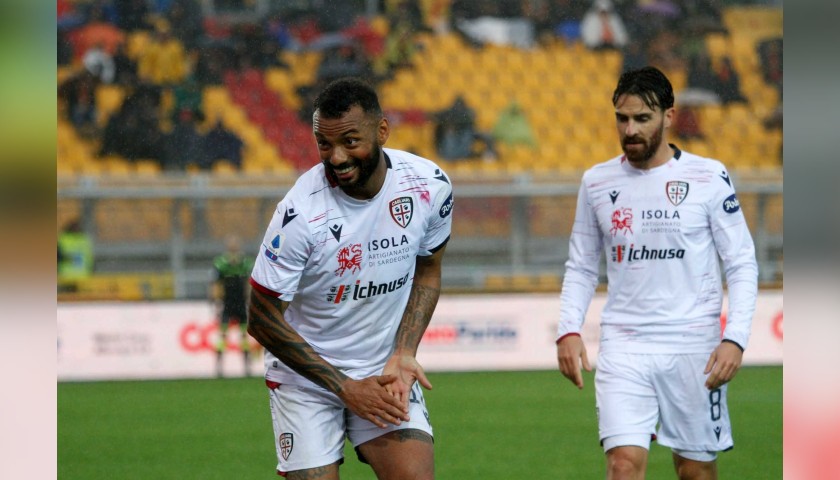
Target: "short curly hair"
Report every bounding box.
[313,77,382,119]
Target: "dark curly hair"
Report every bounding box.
[313,77,382,119]
[612,66,674,111]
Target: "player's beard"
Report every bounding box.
[622,118,664,166]
[325,142,381,191]
[354,142,381,188]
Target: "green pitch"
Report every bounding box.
[58,367,781,479]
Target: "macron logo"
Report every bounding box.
[282,208,299,227]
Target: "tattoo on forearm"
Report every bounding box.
[395,284,440,352]
[248,291,346,394]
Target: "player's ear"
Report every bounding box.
[663,107,675,129]
[377,116,390,146]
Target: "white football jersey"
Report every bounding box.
[558,146,758,354]
[251,149,453,387]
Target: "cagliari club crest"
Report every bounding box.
[279,432,293,460]
[389,197,413,228]
[666,181,689,206]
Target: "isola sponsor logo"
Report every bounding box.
[641,209,680,219]
[325,273,410,303]
[368,234,408,251]
[723,194,740,213]
[611,243,686,263]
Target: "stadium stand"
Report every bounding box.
[56,1,784,298]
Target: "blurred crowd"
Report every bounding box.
[57,0,782,171]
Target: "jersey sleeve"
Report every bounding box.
[709,164,758,350]
[250,199,312,301]
[418,175,453,256]
[557,179,602,339]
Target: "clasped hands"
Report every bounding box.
[337,353,432,428]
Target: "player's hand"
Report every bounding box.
[383,353,433,411]
[338,375,410,428]
[704,341,743,390]
[556,334,591,389]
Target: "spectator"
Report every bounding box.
[231,23,286,71]
[58,218,94,284]
[763,105,783,131]
[162,108,206,170]
[193,43,234,86]
[111,41,139,86]
[451,0,536,49]
[580,0,629,51]
[524,0,586,46]
[57,0,85,30]
[673,104,705,141]
[58,69,100,137]
[715,56,748,104]
[82,41,116,84]
[433,95,497,161]
[100,87,165,161]
[492,102,537,148]
[757,37,782,94]
[295,44,377,122]
[315,44,374,85]
[137,22,189,85]
[387,0,428,33]
[680,53,721,105]
[166,0,204,50]
[678,0,725,35]
[380,19,419,76]
[203,120,245,169]
[172,76,204,118]
[67,4,125,62]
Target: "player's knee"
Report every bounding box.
[607,456,642,479]
[606,447,646,480]
[672,452,717,480]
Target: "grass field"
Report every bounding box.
[58,367,781,479]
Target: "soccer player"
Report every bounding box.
[555,66,758,480]
[210,234,254,377]
[248,77,453,479]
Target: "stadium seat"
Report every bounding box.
[134,159,161,176]
[95,84,125,126]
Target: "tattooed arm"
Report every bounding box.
[247,289,409,428]
[383,244,447,407]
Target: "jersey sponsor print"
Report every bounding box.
[250,149,453,386]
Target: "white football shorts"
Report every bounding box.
[595,352,733,460]
[266,379,433,474]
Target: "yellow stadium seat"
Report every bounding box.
[134,159,161,176]
[511,274,535,290]
[484,274,508,290]
[212,160,238,175]
[126,31,152,59]
[95,85,125,126]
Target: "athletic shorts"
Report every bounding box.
[595,352,733,457]
[266,379,433,474]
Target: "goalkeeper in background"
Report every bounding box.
[210,235,255,377]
